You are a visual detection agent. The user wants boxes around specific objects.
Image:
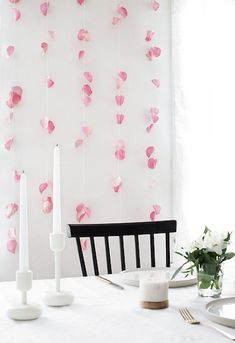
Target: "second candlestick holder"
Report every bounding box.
[43,232,74,307]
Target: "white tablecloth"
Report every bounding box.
[0,274,235,343]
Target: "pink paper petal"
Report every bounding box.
[115,78,123,90]
[82,84,92,96]
[152,114,159,123]
[77,0,85,4]
[77,29,90,41]
[150,108,159,116]
[146,146,154,158]
[7,86,23,108]
[150,210,156,221]
[82,126,92,137]
[5,137,14,151]
[152,79,160,87]
[78,50,85,60]
[41,42,48,54]
[118,71,127,82]
[115,95,125,106]
[7,237,17,254]
[153,204,161,215]
[77,212,86,223]
[112,17,121,25]
[5,203,18,218]
[47,78,54,88]
[82,96,92,107]
[81,238,88,251]
[12,8,21,21]
[40,117,55,134]
[116,114,124,125]
[40,2,49,16]
[76,203,85,214]
[148,157,157,169]
[75,139,83,148]
[48,30,55,39]
[39,182,48,193]
[83,71,93,83]
[84,207,91,217]
[117,5,128,18]
[146,124,154,133]
[152,46,161,57]
[9,0,20,3]
[113,176,122,193]
[6,45,14,57]
[115,148,125,160]
[47,120,55,134]
[42,196,53,214]
[145,30,155,42]
[12,170,21,182]
[151,0,160,11]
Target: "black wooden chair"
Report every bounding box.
[67,220,177,276]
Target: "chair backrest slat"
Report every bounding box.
[150,233,156,268]
[134,234,141,268]
[104,236,112,274]
[119,235,126,271]
[67,220,177,276]
[90,237,99,275]
[165,232,170,267]
[76,237,87,276]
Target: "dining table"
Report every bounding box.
[0,270,235,343]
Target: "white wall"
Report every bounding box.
[0,0,172,281]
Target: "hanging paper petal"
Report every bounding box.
[40,117,55,134]
[113,176,122,193]
[146,47,161,61]
[77,0,85,4]
[118,71,127,82]
[6,86,23,108]
[152,79,160,87]
[40,2,49,16]
[39,182,48,193]
[82,84,92,96]
[150,211,156,221]
[42,196,53,214]
[47,78,54,88]
[4,137,14,151]
[145,30,155,42]
[78,50,85,60]
[148,157,157,169]
[115,95,125,106]
[12,8,21,21]
[83,71,93,83]
[112,17,120,25]
[82,96,92,107]
[116,114,124,125]
[146,146,154,158]
[81,238,88,251]
[76,203,91,223]
[77,29,90,41]
[12,170,21,182]
[117,5,128,18]
[7,228,17,254]
[41,42,48,54]
[146,124,154,133]
[153,204,161,215]
[115,78,123,90]
[48,30,55,39]
[9,0,20,3]
[151,0,160,11]
[5,203,18,218]
[81,126,92,137]
[6,45,14,57]
[75,139,83,148]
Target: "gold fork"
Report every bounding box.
[179,308,235,340]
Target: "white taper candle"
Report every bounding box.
[19,172,29,272]
[53,145,61,233]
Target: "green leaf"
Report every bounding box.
[199,280,211,289]
[170,261,189,280]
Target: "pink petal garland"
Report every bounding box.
[112,17,120,26]
[117,5,128,18]
[78,50,85,60]
[12,8,21,21]
[40,2,49,16]
[39,182,48,193]
[6,86,23,108]
[47,78,54,88]
[5,203,18,218]
[115,140,125,160]
[76,203,91,223]
[4,137,14,151]
[148,157,157,169]
[6,45,15,57]
[75,139,83,148]
[77,0,85,4]
[146,47,161,61]
[116,114,124,125]
[81,126,92,137]
[77,29,90,41]
[118,71,127,82]
[7,228,17,254]
[41,42,48,54]
[83,71,93,83]
[146,146,154,158]
[48,30,55,39]
[151,0,160,11]
[82,95,92,107]
[42,196,53,214]
[150,204,161,221]
[82,84,92,96]
[9,0,20,3]
[40,117,55,134]
[145,30,155,42]
[113,176,122,193]
[12,170,21,182]
[115,95,125,106]
[152,79,160,87]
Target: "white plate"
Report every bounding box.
[206,297,235,328]
[119,267,197,288]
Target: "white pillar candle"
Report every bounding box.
[140,279,169,309]
[19,173,29,272]
[53,145,61,233]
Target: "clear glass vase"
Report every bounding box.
[197,263,223,298]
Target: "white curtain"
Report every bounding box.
[172,0,235,248]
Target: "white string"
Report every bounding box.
[81,2,86,200]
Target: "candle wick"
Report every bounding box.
[22,170,25,173]
[56,144,59,147]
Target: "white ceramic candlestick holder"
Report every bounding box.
[43,232,74,307]
[7,270,42,320]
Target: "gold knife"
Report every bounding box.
[96,275,125,290]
